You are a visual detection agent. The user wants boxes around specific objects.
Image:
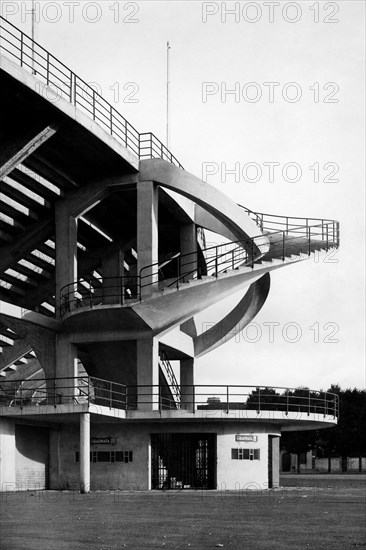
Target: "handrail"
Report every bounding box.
[0,375,127,410]
[139,219,339,297]
[59,275,139,315]
[0,16,183,169]
[0,377,339,418]
[59,220,339,313]
[239,204,340,238]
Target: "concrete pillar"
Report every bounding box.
[80,413,90,494]
[180,358,194,411]
[102,249,124,304]
[55,334,78,402]
[136,338,159,411]
[55,202,78,316]
[271,436,280,488]
[137,181,158,298]
[180,223,197,281]
[0,419,16,492]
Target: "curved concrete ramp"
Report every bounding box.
[194,273,271,357]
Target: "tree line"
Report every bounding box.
[279,385,366,457]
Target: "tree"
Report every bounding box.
[281,385,366,459]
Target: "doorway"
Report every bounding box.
[151,433,216,490]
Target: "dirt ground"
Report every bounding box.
[0,475,365,550]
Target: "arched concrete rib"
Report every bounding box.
[0,301,60,332]
[194,273,271,358]
[139,159,269,254]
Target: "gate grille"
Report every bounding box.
[151,433,216,490]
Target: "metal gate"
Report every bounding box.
[151,433,216,490]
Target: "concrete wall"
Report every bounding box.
[15,424,49,490]
[1,420,49,491]
[0,418,16,491]
[283,455,366,473]
[49,423,149,491]
[300,450,313,471]
[313,458,329,472]
[330,458,342,472]
[216,425,271,491]
[49,420,280,491]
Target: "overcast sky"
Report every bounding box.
[3,0,365,390]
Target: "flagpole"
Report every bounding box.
[166,41,171,148]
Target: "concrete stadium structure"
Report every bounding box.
[0,17,339,493]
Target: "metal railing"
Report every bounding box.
[60,218,339,313]
[0,379,339,418]
[139,219,339,294]
[0,16,183,169]
[239,205,340,246]
[60,275,139,315]
[125,384,339,417]
[0,376,127,410]
[139,133,183,168]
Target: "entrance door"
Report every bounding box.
[151,433,216,490]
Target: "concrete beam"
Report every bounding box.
[56,174,138,219]
[0,311,57,378]
[0,218,53,273]
[0,301,60,332]
[1,178,50,214]
[0,339,32,372]
[158,327,194,358]
[0,125,58,180]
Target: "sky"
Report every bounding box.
[2,0,365,390]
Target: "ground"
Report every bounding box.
[0,475,365,550]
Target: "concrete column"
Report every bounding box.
[136,338,159,411]
[180,358,194,411]
[180,223,197,281]
[102,249,124,304]
[55,202,78,316]
[137,181,158,298]
[55,334,78,402]
[271,436,280,488]
[80,413,90,494]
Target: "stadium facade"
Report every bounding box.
[0,16,339,492]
